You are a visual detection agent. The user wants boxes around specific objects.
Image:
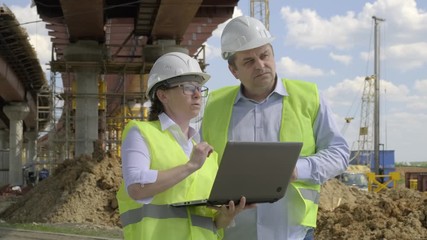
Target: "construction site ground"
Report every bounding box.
[0,154,426,240]
[0,226,120,240]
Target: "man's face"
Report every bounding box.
[229,44,276,98]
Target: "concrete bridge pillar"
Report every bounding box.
[0,129,8,150]
[65,40,103,158]
[25,130,38,172]
[3,102,29,186]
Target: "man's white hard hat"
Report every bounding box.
[221,16,275,60]
[146,52,210,99]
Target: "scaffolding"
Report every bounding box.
[354,75,375,165]
[34,53,149,166]
[36,71,62,170]
[36,47,207,165]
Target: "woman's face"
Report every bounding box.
[157,80,208,123]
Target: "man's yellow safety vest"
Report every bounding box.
[202,79,320,227]
[117,120,222,239]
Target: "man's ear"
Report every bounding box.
[229,65,239,79]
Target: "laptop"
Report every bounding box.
[170,141,303,207]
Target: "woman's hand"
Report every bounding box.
[187,141,213,171]
[128,142,213,200]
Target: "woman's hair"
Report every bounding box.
[147,75,204,121]
[148,85,167,121]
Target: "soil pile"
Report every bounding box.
[317,179,427,239]
[0,153,122,227]
[1,155,427,239]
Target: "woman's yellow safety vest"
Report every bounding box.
[117,120,222,240]
[202,79,321,227]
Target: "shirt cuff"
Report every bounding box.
[141,169,158,185]
[134,170,158,204]
[296,158,311,180]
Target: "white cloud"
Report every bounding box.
[280,0,427,57]
[380,80,409,102]
[402,80,427,110]
[320,77,366,149]
[385,111,427,162]
[211,7,243,38]
[9,3,48,36]
[29,33,52,72]
[321,74,427,162]
[405,95,427,110]
[200,42,221,60]
[321,75,427,130]
[360,51,370,62]
[276,57,324,78]
[202,7,243,61]
[280,7,368,50]
[363,0,427,39]
[329,52,352,65]
[386,42,427,71]
[323,77,365,108]
[414,79,427,94]
[323,76,413,112]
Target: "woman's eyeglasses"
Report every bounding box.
[169,83,209,97]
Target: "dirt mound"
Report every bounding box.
[1,156,426,239]
[0,154,122,227]
[317,179,427,239]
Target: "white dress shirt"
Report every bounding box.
[121,113,198,203]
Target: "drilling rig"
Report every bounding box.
[250,0,269,30]
[353,17,385,175]
[338,17,400,192]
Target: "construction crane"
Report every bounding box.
[250,0,269,30]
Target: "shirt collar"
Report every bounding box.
[234,75,288,104]
[158,113,197,139]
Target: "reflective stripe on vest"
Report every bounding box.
[120,204,216,233]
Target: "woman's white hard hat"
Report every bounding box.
[146,52,210,99]
[221,16,275,60]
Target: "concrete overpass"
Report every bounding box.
[0,0,239,186]
[0,5,50,186]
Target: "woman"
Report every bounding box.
[117,52,246,240]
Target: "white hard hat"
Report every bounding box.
[147,52,210,99]
[221,16,275,60]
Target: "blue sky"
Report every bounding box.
[3,0,427,164]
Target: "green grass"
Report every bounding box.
[396,162,427,167]
[0,221,123,239]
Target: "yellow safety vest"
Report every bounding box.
[202,79,320,227]
[117,120,222,239]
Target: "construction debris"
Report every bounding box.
[0,154,121,227]
[317,179,427,239]
[0,155,426,239]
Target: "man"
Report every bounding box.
[202,16,350,239]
